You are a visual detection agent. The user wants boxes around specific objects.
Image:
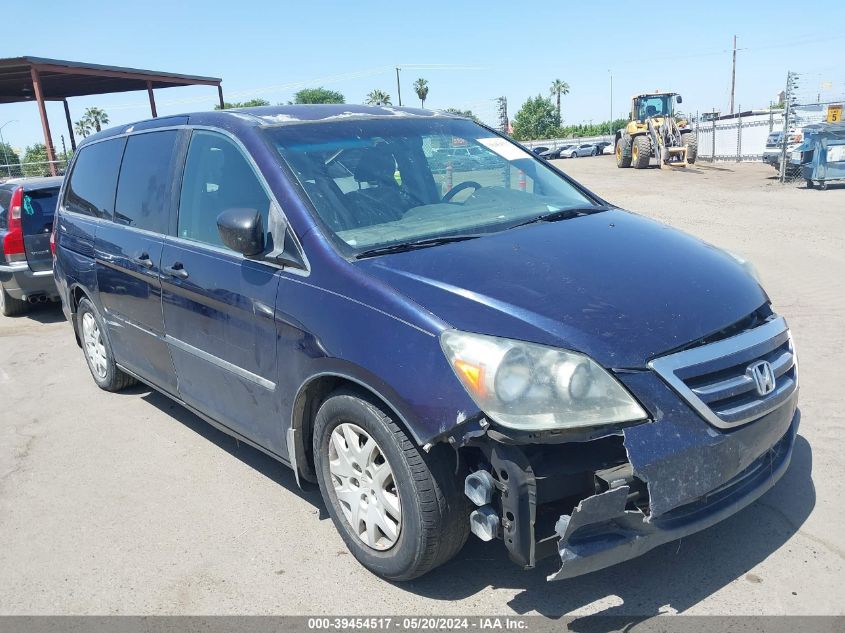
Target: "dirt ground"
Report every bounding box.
[1,158,843,617]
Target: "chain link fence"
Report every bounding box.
[0,159,68,182]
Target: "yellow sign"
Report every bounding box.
[828,104,843,123]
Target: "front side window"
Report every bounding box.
[177,130,271,250]
[65,137,126,219]
[264,117,595,256]
[114,131,179,234]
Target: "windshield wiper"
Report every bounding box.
[508,204,610,230]
[355,234,483,259]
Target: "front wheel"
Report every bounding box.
[313,389,469,581]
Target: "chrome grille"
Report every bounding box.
[649,316,797,429]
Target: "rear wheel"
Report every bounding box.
[616,136,632,168]
[0,284,27,317]
[682,132,698,164]
[76,297,137,391]
[313,388,469,581]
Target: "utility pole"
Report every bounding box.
[780,71,799,183]
[495,96,508,133]
[395,67,402,106]
[609,71,613,129]
[729,35,737,114]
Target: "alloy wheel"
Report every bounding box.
[328,422,401,550]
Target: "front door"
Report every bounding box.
[161,130,281,450]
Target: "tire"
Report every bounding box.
[0,283,27,317]
[682,132,698,164]
[570,152,577,159]
[76,297,137,391]
[313,388,470,581]
[616,136,632,168]
[632,135,651,169]
[806,179,814,189]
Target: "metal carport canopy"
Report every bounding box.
[0,56,224,175]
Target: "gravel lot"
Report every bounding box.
[1,158,843,617]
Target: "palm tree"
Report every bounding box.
[413,78,429,108]
[74,119,92,139]
[549,79,570,124]
[83,107,110,133]
[365,89,391,106]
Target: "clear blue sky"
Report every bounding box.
[3,0,844,153]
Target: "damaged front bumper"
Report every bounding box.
[550,410,797,580]
[455,316,800,581]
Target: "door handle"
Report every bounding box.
[133,252,154,269]
[165,262,189,279]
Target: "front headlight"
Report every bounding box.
[440,330,648,431]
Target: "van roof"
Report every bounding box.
[81,105,456,145]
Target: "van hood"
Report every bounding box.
[356,209,768,368]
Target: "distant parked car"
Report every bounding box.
[0,176,62,316]
[763,130,803,174]
[595,141,613,155]
[540,145,575,160]
[531,146,549,155]
[567,143,601,158]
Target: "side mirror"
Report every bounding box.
[676,95,683,104]
[217,207,264,257]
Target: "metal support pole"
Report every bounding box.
[63,99,76,151]
[30,66,58,176]
[147,81,158,118]
[395,67,402,106]
[217,84,225,110]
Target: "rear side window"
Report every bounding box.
[65,138,126,218]
[114,131,179,234]
[177,130,270,249]
[0,187,11,229]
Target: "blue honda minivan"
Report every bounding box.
[53,105,798,581]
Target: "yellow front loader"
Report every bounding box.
[614,92,697,169]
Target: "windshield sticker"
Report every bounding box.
[23,195,35,215]
[477,137,529,161]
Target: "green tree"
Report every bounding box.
[549,79,570,125]
[0,142,21,175]
[214,98,270,110]
[365,89,391,106]
[82,107,110,133]
[413,78,429,108]
[293,87,345,104]
[512,95,559,141]
[443,108,479,122]
[74,119,92,139]
[21,144,50,177]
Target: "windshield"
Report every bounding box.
[264,117,595,256]
[634,95,673,120]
